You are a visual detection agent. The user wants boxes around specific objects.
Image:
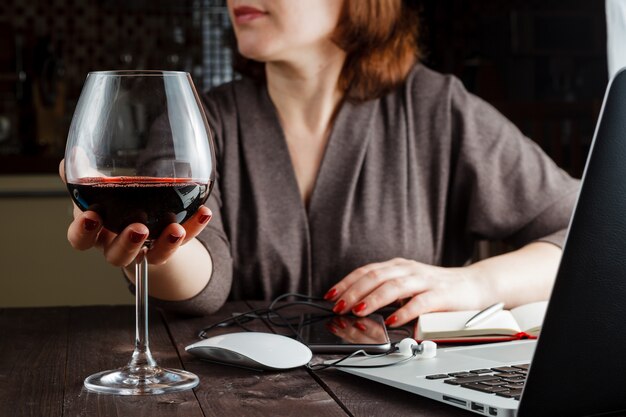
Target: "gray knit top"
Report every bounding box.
[153,64,580,315]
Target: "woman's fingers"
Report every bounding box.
[103,206,210,267]
[146,223,187,265]
[67,194,211,267]
[329,259,424,314]
[349,275,432,317]
[385,292,443,327]
[125,207,209,265]
[59,159,66,183]
[67,211,103,251]
[332,265,411,314]
[324,259,399,302]
[180,206,212,244]
[103,224,150,267]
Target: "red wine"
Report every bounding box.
[68,176,212,239]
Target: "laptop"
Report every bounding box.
[332,68,626,417]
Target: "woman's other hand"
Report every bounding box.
[324,258,490,327]
[325,242,561,327]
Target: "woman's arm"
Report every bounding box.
[467,241,561,308]
[327,241,561,327]
[123,237,213,301]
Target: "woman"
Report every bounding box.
[64,0,579,328]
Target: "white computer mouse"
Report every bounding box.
[185,332,313,371]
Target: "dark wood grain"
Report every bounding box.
[0,304,484,416]
[62,306,204,417]
[0,307,69,417]
[162,302,348,417]
[243,301,473,417]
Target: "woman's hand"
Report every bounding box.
[324,258,491,328]
[60,160,212,267]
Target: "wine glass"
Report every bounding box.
[64,70,215,395]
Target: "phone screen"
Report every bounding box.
[298,314,391,353]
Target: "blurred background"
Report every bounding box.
[0,0,609,306]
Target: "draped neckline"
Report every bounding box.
[236,80,379,220]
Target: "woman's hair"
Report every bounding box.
[333,0,421,101]
[232,0,421,102]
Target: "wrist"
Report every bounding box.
[461,262,501,308]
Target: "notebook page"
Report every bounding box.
[510,301,548,335]
[418,309,521,338]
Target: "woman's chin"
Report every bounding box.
[237,44,270,60]
[235,36,278,62]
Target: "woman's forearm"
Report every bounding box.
[468,241,562,308]
[124,238,213,301]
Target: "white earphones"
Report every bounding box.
[308,337,436,370]
[395,338,437,359]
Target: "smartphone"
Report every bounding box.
[297,314,391,353]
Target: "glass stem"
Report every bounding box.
[128,244,157,372]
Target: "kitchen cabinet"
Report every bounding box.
[0,175,132,307]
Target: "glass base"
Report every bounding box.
[84,365,199,395]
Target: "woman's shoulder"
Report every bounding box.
[401,63,466,104]
[203,76,264,108]
[201,77,267,137]
[378,63,469,130]
[400,63,507,128]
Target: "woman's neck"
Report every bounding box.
[264,46,346,206]
[265,47,346,137]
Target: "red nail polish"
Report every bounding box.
[83,218,99,232]
[168,233,183,244]
[130,231,148,244]
[352,301,367,314]
[385,315,398,326]
[333,299,346,314]
[354,322,367,332]
[198,213,211,224]
[324,288,337,300]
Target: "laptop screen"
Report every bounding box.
[518,68,626,417]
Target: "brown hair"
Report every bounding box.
[232,0,421,102]
[333,0,420,101]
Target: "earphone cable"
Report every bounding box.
[307,346,418,371]
[198,293,332,339]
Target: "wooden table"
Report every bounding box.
[0,302,472,417]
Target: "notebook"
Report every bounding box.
[328,68,626,417]
[415,301,547,343]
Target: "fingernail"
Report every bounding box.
[168,233,183,244]
[83,218,99,232]
[130,231,148,244]
[198,213,211,224]
[333,299,346,314]
[326,323,337,334]
[352,301,367,314]
[324,288,337,300]
[354,322,367,332]
[385,315,398,326]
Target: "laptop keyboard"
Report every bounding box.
[426,364,529,401]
